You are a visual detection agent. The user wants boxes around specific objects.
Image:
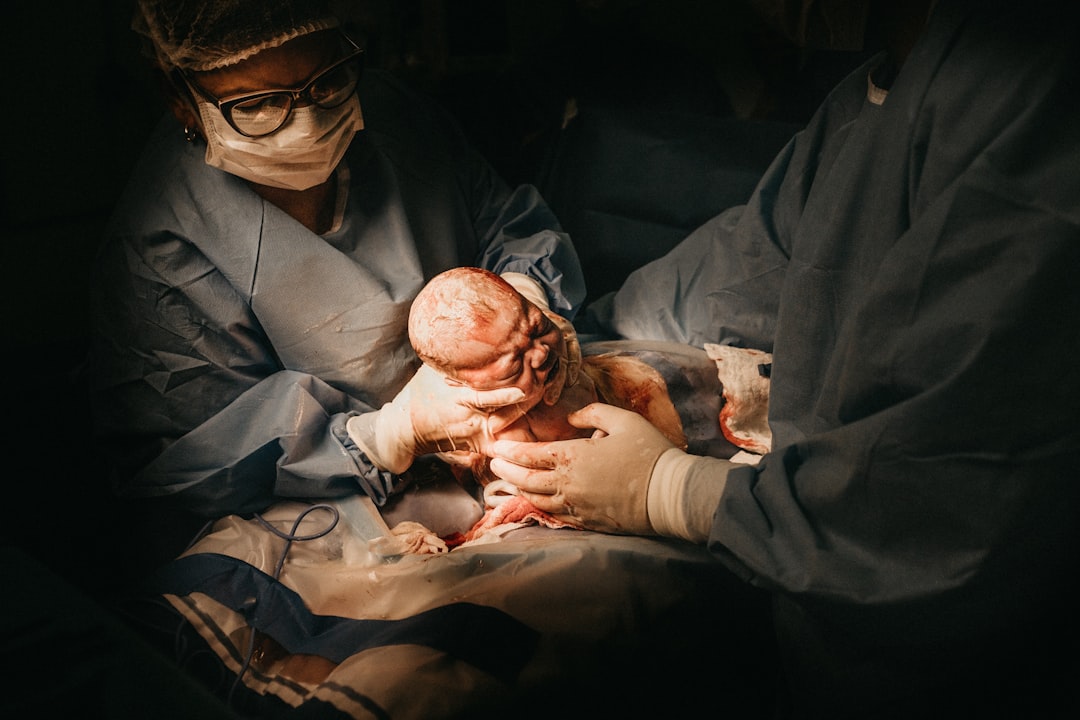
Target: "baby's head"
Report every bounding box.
[409,267,566,407]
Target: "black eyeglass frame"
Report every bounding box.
[179,33,364,138]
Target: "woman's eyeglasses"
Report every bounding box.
[181,34,364,138]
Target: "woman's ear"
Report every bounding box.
[167,93,201,136]
[154,67,202,138]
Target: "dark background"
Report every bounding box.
[3,1,860,570]
[1,2,867,715]
[2,0,861,354]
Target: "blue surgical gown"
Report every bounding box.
[88,69,584,519]
[584,0,1080,712]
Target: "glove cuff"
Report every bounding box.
[346,409,415,475]
[647,449,733,543]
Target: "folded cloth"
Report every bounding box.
[704,343,772,455]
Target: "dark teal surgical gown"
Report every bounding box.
[88,69,584,524]
[583,0,1079,715]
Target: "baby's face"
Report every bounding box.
[445,298,565,408]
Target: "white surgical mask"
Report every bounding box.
[196,94,364,190]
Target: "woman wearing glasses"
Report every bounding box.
[87,0,585,563]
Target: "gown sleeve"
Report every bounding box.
[709,1,1080,656]
[87,229,398,519]
[712,165,1080,641]
[589,0,1080,656]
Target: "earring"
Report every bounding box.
[183,126,198,142]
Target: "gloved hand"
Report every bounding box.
[487,402,676,534]
[347,363,528,474]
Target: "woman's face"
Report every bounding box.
[189,30,342,110]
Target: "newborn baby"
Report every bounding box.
[409,267,599,448]
[408,267,688,540]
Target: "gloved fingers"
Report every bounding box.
[487,402,643,473]
[364,363,531,474]
[490,403,671,535]
[564,402,656,436]
[426,417,492,455]
[487,460,572,517]
[489,438,562,473]
[479,402,531,438]
[436,449,481,467]
[457,384,527,411]
[483,479,520,507]
[405,363,529,455]
[519,490,576,521]
[487,403,655,488]
[488,450,562,497]
[409,363,525,407]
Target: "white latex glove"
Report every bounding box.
[368,521,448,557]
[646,449,736,543]
[347,363,528,474]
[487,402,675,534]
[502,272,581,397]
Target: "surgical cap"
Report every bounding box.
[133,0,340,72]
